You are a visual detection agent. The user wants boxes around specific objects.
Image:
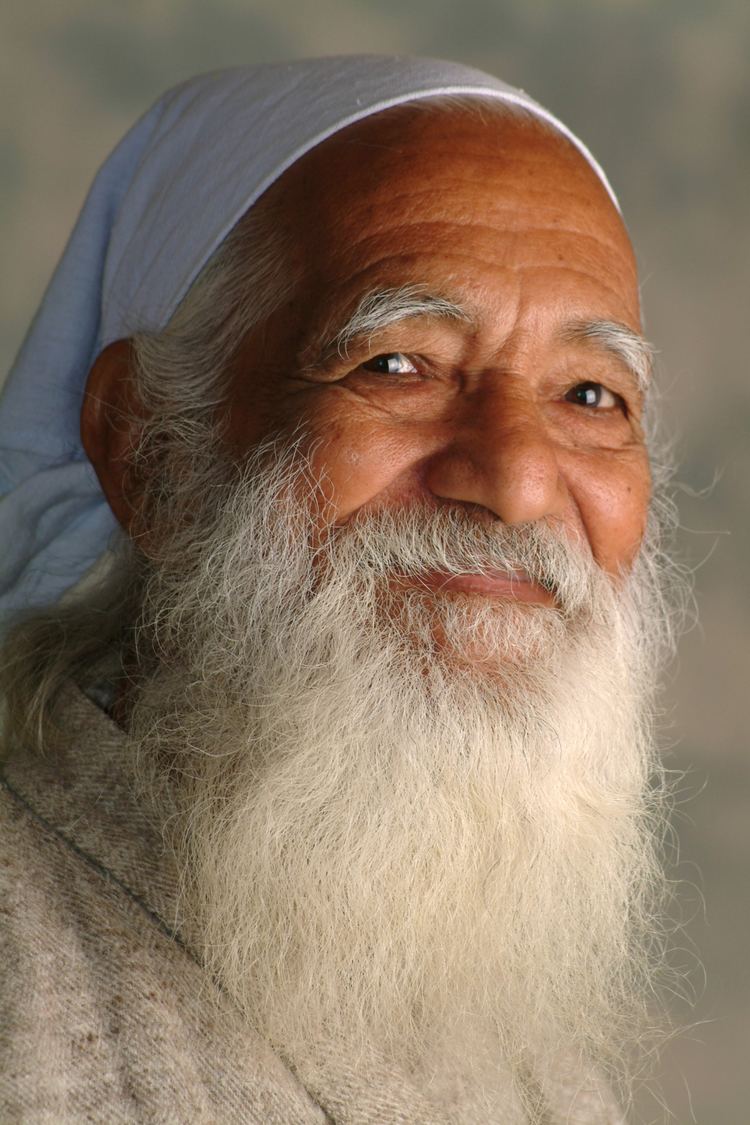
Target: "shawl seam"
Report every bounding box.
[0,774,192,958]
[0,773,334,1122]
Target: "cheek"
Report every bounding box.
[306,416,428,520]
[572,451,651,574]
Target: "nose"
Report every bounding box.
[423,386,566,525]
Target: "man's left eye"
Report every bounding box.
[565,381,621,410]
[361,352,418,375]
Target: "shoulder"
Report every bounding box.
[0,728,325,1124]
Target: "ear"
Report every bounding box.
[81,338,147,536]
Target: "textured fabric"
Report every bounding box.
[0,55,620,625]
[0,688,327,1124]
[0,684,626,1123]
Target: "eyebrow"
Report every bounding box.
[305,287,655,393]
[561,319,654,392]
[309,285,471,368]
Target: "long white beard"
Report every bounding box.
[128,437,670,1119]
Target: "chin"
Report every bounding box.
[383,584,570,679]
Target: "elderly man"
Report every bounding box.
[0,57,678,1123]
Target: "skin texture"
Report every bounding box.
[83,106,650,597]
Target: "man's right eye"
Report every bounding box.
[360,353,418,376]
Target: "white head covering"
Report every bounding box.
[0,55,618,625]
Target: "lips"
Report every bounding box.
[399,569,556,606]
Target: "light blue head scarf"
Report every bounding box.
[0,55,618,627]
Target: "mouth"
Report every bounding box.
[396,569,557,606]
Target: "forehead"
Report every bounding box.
[259,104,640,331]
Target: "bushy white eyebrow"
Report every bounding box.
[311,292,653,394]
[562,319,654,392]
[331,285,470,360]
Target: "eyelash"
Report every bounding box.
[357,354,627,413]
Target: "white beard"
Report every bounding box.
[128,437,671,1120]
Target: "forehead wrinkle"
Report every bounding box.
[561,319,654,392]
[336,205,628,251]
[312,284,473,366]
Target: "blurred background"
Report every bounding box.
[2,2,747,1120]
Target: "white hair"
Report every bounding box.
[0,93,572,753]
[0,182,297,752]
[0,91,691,1112]
[0,88,683,762]
[123,433,681,1119]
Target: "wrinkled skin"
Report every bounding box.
[85,107,650,594]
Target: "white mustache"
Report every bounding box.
[320,504,598,617]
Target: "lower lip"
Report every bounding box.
[401,570,556,605]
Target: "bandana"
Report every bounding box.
[0,55,618,624]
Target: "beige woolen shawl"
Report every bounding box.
[0,684,625,1123]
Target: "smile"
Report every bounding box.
[398,569,556,605]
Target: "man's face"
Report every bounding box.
[223,107,650,588]
[120,109,671,1102]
